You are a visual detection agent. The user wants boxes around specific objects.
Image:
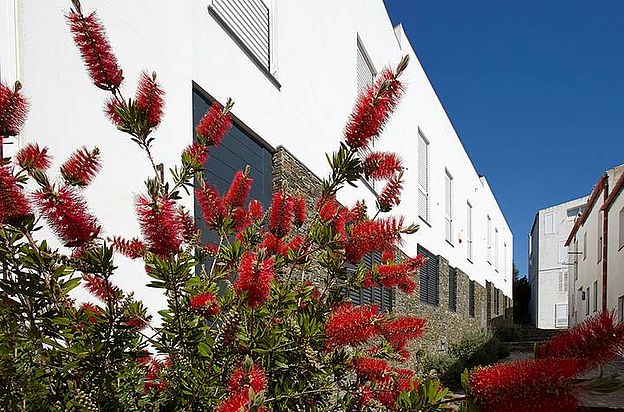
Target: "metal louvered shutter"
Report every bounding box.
[418,245,438,306]
[356,40,375,94]
[346,252,394,312]
[209,0,271,71]
[469,281,475,317]
[449,266,457,312]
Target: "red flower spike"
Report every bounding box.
[259,232,287,257]
[333,208,348,242]
[381,249,395,263]
[224,170,253,209]
[378,317,426,352]
[195,180,225,229]
[196,101,232,146]
[80,302,103,324]
[135,195,183,256]
[0,81,29,137]
[538,311,624,372]
[344,69,405,150]
[143,357,168,394]
[363,152,403,181]
[0,166,31,225]
[234,253,276,308]
[34,186,100,247]
[378,173,403,212]
[354,356,391,380]
[204,243,219,256]
[247,199,263,221]
[217,392,256,412]
[468,358,581,412]
[325,303,381,348]
[104,96,124,126]
[60,146,101,186]
[293,197,306,227]
[83,274,120,302]
[182,143,208,167]
[287,234,306,257]
[227,363,267,395]
[135,71,164,128]
[66,10,123,90]
[269,192,294,238]
[112,236,146,259]
[16,143,50,171]
[319,196,340,222]
[347,200,367,223]
[345,217,404,263]
[177,207,197,242]
[189,292,220,316]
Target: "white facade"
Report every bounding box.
[3,0,512,316]
[567,166,624,326]
[529,196,587,329]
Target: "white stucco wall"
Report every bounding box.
[606,184,624,318]
[6,0,513,317]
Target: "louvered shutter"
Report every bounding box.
[418,245,438,306]
[469,281,475,317]
[356,41,375,94]
[449,266,457,312]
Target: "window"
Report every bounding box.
[494,288,499,316]
[418,245,438,306]
[417,131,430,222]
[619,296,624,323]
[558,271,569,292]
[555,303,568,328]
[348,253,394,313]
[593,280,598,312]
[356,38,376,94]
[583,232,587,261]
[567,206,583,219]
[448,266,457,312]
[544,212,555,234]
[598,212,603,263]
[193,87,273,247]
[586,287,590,315]
[469,280,475,317]
[619,207,624,250]
[209,0,272,72]
[558,241,567,265]
[494,228,499,271]
[467,202,473,261]
[487,215,492,264]
[445,170,453,243]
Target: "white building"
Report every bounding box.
[567,165,624,326]
[1,0,512,319]
[529,196,587,329]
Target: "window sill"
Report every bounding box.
[208,6,281,90]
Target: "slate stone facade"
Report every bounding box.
[271,146,513,357]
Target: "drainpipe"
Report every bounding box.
[602,179,609,312]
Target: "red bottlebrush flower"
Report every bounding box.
[293,197,306,227]
[0,81,29,137]
[143,357,169,394]
[325,304,381,349]
[287,234,306,258]
[204,243,219,256]
[381,249,395,263]
[333,208,349,242]
[135,195,183,256]
[177,207,197,242]
[60,147,101,186]
[83,274,120,302]
[344,68,405,149]
[112,236,146,259]
[347,200,367,223]
[269,192,294,238]
[259,232,287,257]
[135,71,164,128]
[224,170,253,209]
[538,311,624,372]
[232,207,252,232]
[378,317,426,352]
[373,262,418,295]
[66,10,123,90]
[217,392,255,412]
[105,96,124,126]
[247,199,263,221]
[123,315,150,331]
[354,356,391,380]
[363,152,403,181]
[0,166,31,225]
[195,180,225,229]
[80,302,103,324]
[378,173,403,212]
[189,292,220,316]
[182,143,209,167]
[16,143,50,171]
[319,196,340,222]
[468,358,581,412]
[227,363,267,395]
[34,186,100,247]
[345,217,404,263]
[234,253,275,308]
[195,101,232,146]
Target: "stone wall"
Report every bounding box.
[271,146,512,358]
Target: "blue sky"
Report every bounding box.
[384,1,624,277]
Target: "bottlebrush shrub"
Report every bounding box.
[1,1,623,411]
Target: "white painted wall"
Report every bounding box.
[606,188,624,319]
[8,0,513,317]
